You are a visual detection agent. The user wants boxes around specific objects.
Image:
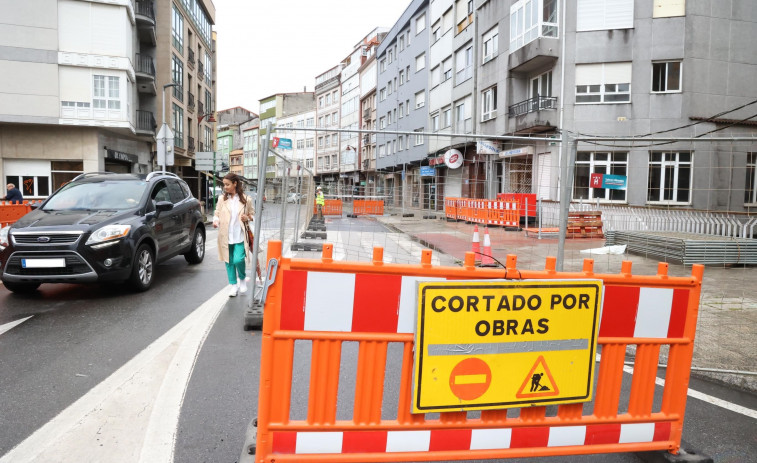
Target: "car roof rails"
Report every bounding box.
[71,171,119,182]
[146,171,180,181]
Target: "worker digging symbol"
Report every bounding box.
[530,372,550,392]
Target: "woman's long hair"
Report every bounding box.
[223,172,246,205]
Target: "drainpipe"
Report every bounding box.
[557,0,568,199]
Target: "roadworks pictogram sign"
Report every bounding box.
[515,355,559,399]
[412,280,602,413]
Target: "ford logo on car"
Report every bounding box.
[37,236,51,243]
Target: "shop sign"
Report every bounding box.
[106,149,138,164]
[499,146,535,158]
[429,155,445,166]
[420,166,435,177]
[477,140,501,156]
[444,149,463,169]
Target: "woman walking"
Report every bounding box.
[213,173,254,296]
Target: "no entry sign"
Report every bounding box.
[412,280,603,413]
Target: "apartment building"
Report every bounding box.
[359,40,380,196]
[276,109,316,179]
[0,0,216,200]
[426,0,476,209]
[475,0,757,212]
[375,0,430,207]
[258,92,315,199]
[314,66,342,193]
[241,119,259,180]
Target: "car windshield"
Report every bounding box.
[42,180,148,211]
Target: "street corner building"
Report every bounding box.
[0,0,217,200]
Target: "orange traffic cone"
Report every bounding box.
[471,225,481,263]
[480,227,497,267]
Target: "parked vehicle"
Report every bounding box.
[0,171,205,293]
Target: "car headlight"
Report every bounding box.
[85,225,131,247]
[0,226,9,249]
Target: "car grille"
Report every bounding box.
[5,252,93,276]
[12,233,82,245]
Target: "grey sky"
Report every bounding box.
[212,0,412,114]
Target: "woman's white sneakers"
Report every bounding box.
[228,283,238,297]
[239,277,250,294]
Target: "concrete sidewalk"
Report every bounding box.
[373,206,757,393]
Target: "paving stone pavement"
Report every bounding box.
[373,209,757,392]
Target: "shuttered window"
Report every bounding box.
[577,0,634,31]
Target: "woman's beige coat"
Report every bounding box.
[214,193,254,263]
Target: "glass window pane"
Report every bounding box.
[667,62,681,91]
[648,165,661,201]
[595,153,608,161]
[678,152,691,163]
[613,152,628,162]
[37,176,50,196]
[577,152,590,162]
[573,165,590,199]
[21,176,36,196]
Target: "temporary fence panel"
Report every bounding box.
[0,201,33,227]
[254,240,704,463]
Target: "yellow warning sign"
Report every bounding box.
[412,280,602,413]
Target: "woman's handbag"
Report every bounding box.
[243,220,254,247]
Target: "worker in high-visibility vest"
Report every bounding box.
[316,186,324,219]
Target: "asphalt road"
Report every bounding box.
[0,220,755,463]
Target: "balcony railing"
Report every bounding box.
[199,142,206,152]
[198,101,204,115]
[136,110,156,133]
[187,92,195,111]
[187,48,195,69]
[508,95,558,117]
[197,61,204,79]
[173,85,183,102]
[135,53,155,77]
[135,0,155,21]
[188,136,195,152]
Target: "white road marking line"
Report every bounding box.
[0,316,33,336]
[0,288,229,463]
[597,354,757,420]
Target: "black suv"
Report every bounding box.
[0,172,206,293]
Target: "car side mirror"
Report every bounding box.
[155,201,174,215]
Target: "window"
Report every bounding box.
[415,90,425,109]
[406,99,410,115]
[326,93,332,105]
[575,62,631,103]
[387,111,392,125]
[319,96,324,107]
[416,13,426,34]
[577,0,633,31]
[432,23,441,42]
[306,138,314,148]
[171,55,183,101]
[442,57,452,82]
[431,112,440,131]
[406,65,411,81]
[51,161,83,192]
[306,117,314,127]
[379,87,387,101]
[482,26,498,63]
[388,80,393,95]
[398,102,404,117]
[172,5,184,52]
[379,144,386,158]
[172,103,184,148]
[648,151,692,203]
[398,135,404,150]
[379,116,386,129]
[415,53,426,72]
[399,70,405,85]
[6,173,50,198]
[443,7,454,32]
[442,108,452,127]
[652,61,681,93]
[455,45,473,83]
[93,75,120,110]
[481,86,497,121]
[531,71,553,98]
[324,135,330,147]
[431,65,441,87]
[204,52,212,85]
[746,153,757,204]
[399,34,405,50]
[296,139,304,149]
[510,0,558,51]
[332,113,338,124]
[318,137,324,148]
[653,0,685,18]
[380,59,386,73]
[573,152,628,202]
[388,49,393,64]
[414,128,424,146]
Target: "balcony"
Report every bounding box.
[363,108,370,120]
[187,48,195,70]
[198,101,204,116]
[188,136,195,152]
[134,1,156,46]
[187,92,195,112]
[134,54,156,95]
[508,37,558,74]
[508,95,558,134]
[136,110,156,137]
[172,85,183,103]
[197,61,204,80]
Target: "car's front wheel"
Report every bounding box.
[129,243,155,291]
[2,281,41,294]
[184,227,205,264]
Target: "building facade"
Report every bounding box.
[314,66,342,194]
[0,0,217,200]
[241,119,260,180]
[359,41,380,197]
[375,0,430,207]
[276,109,316,179]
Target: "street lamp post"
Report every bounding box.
[344,144,357,198]
[160,83,179,172]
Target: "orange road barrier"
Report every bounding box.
[444,197,458,220]
[498,193,537,221]
[313,199,343,216]
[443,198,519,226]
[0,201,34,227]
[479,227,497,267]
[353,200,385,216]
[470,224,481,264]
[254,240,704,463]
